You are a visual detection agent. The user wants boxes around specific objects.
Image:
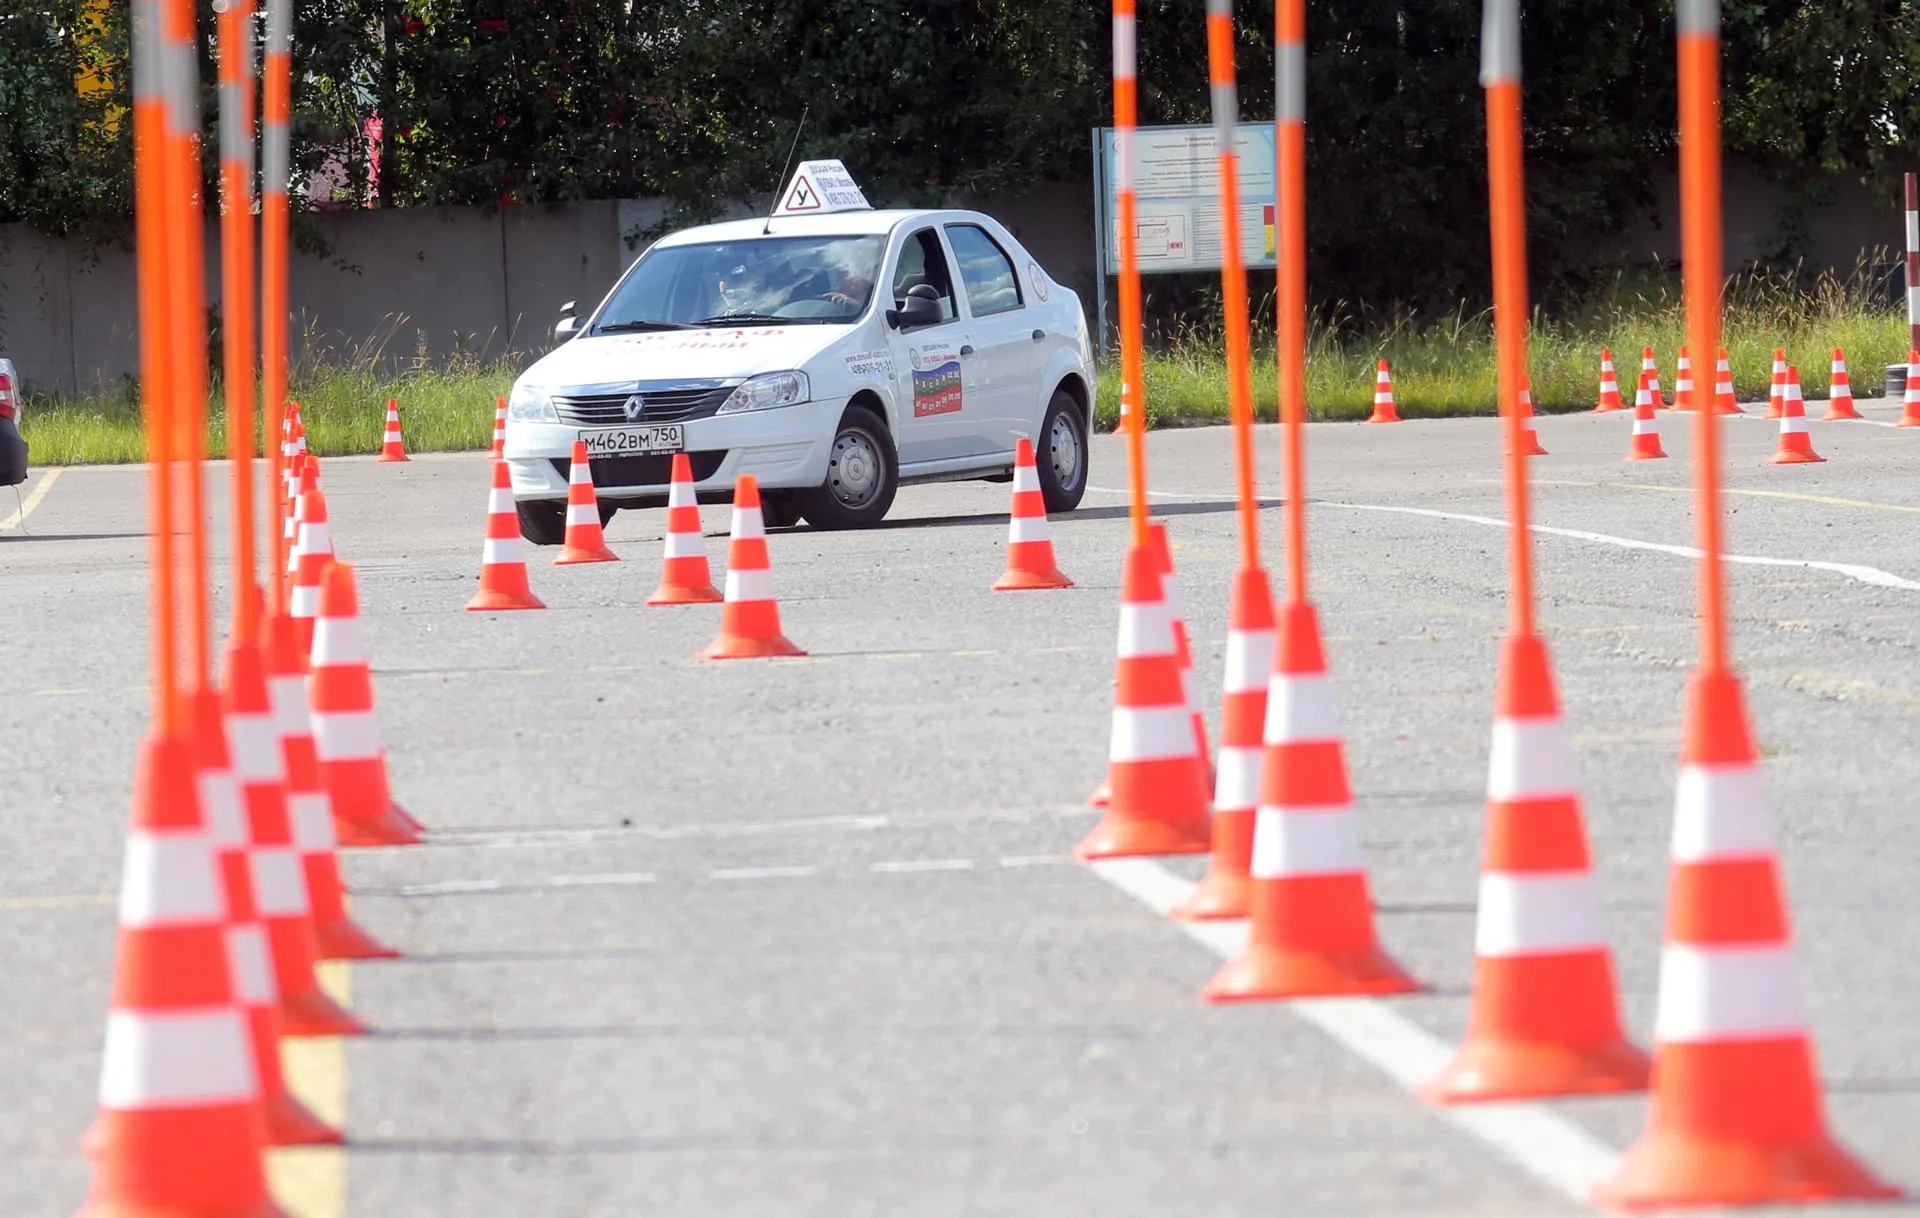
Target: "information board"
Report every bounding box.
[1092,123,1278,277]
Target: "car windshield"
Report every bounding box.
[593,235,886,332]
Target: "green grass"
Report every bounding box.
[19,265,1911,464]
[21,362,513,466]
[1091,265,1912,430]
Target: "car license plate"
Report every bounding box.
[579,425,684,458]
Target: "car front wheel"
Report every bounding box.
[517,500,565,545]
[1036,388,1088,513]
[799,405,898,530]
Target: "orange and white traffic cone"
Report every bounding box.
[1823,348,1862,420]
[1764,347,1787,418]
[1147,519,1214,797]
[700,474,805,659]
[1074,543,1212,859]
[993,436,1072,590]
[1713,348,1741,414]
[1593,672,1897,1209]
[1202,601,1418,999]
[378,397,408,462]
[1367,359,1402,423]
[281,448,311,583]
[1770,367,1825,465]
[1672,346,1696,411]
[1425,633,1647,1102]
[75,731,287,1215]
[222,633,366,1039]
[1640,346,1664,407]
[647,453,722,605]
[312,562,427,848]
[267,608,396,960]
[189,686,341,1146]
[491,395,507,456]
[467,458,545,611]
[1594,348,1625,413]
[1506,384,1547,457]
[1171,566,1273,920]
[1625,372,1667,461]
[286,479,335,659]
[1899,350,1920,428]
[554,440,618,565]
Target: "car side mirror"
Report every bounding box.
[553,300,579,343]
[886,288,941,331]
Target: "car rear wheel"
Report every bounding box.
[1036,388,1088,513]
[799,405,897,530]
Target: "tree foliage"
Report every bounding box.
[2,1,1918,311]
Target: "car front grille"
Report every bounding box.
[552,385,734,425]
[548,450,728,489]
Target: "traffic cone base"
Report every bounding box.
[1202,937,1420,1001]
[555,542,619,565]
[333,793,423,848]
[993,562,1073,591]
[266,1087,344,1147]
[647,580,723,605]
[1074,806,1211,860]
[279,980,367,1039]
[1423,955,1648,1102]
[1168,807,1251,919]
[1597,1046,1898,1209]
[700,632,806,660]
[315,917,399,961]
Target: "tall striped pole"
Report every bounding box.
[1111,0,1150,551]
[1274,0,1307,601]
[161,0,211,693]
[132,0,180,733]
[1204,0,1259,572]
[262,0,292,617]
[218,0,260,641]
[1594,0,1899,1204]
[1905,172,1918,357]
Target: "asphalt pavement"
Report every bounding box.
[3,395,1919,1216]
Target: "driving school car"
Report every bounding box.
[503,159,1095,539]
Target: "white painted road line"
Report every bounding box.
[998,853,1072,868]
[1087,858,1621,1208]
[545,872,658,888]
[871,858,975,873]
[1331,501,1920,592]
[0,468,61,530]
[392,878,505,896]
[710,865,819,880]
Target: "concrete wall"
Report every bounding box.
[0,160,1899,395]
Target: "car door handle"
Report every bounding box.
[959,344,975,358]
[1031,329,1045,342]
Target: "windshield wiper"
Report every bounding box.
[596,319,694,333]
[692,312,795,327]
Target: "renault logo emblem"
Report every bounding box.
[622,394,646,421]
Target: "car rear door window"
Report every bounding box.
[944,224,1024,318]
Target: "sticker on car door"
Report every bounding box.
[909,341,964,417]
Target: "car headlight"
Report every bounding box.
[507,383,557,423]
[715,371,809,416]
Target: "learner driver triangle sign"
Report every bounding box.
[775,159,872,216]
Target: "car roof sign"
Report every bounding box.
[774,159,871,217]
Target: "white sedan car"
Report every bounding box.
[503,202,1095,536]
